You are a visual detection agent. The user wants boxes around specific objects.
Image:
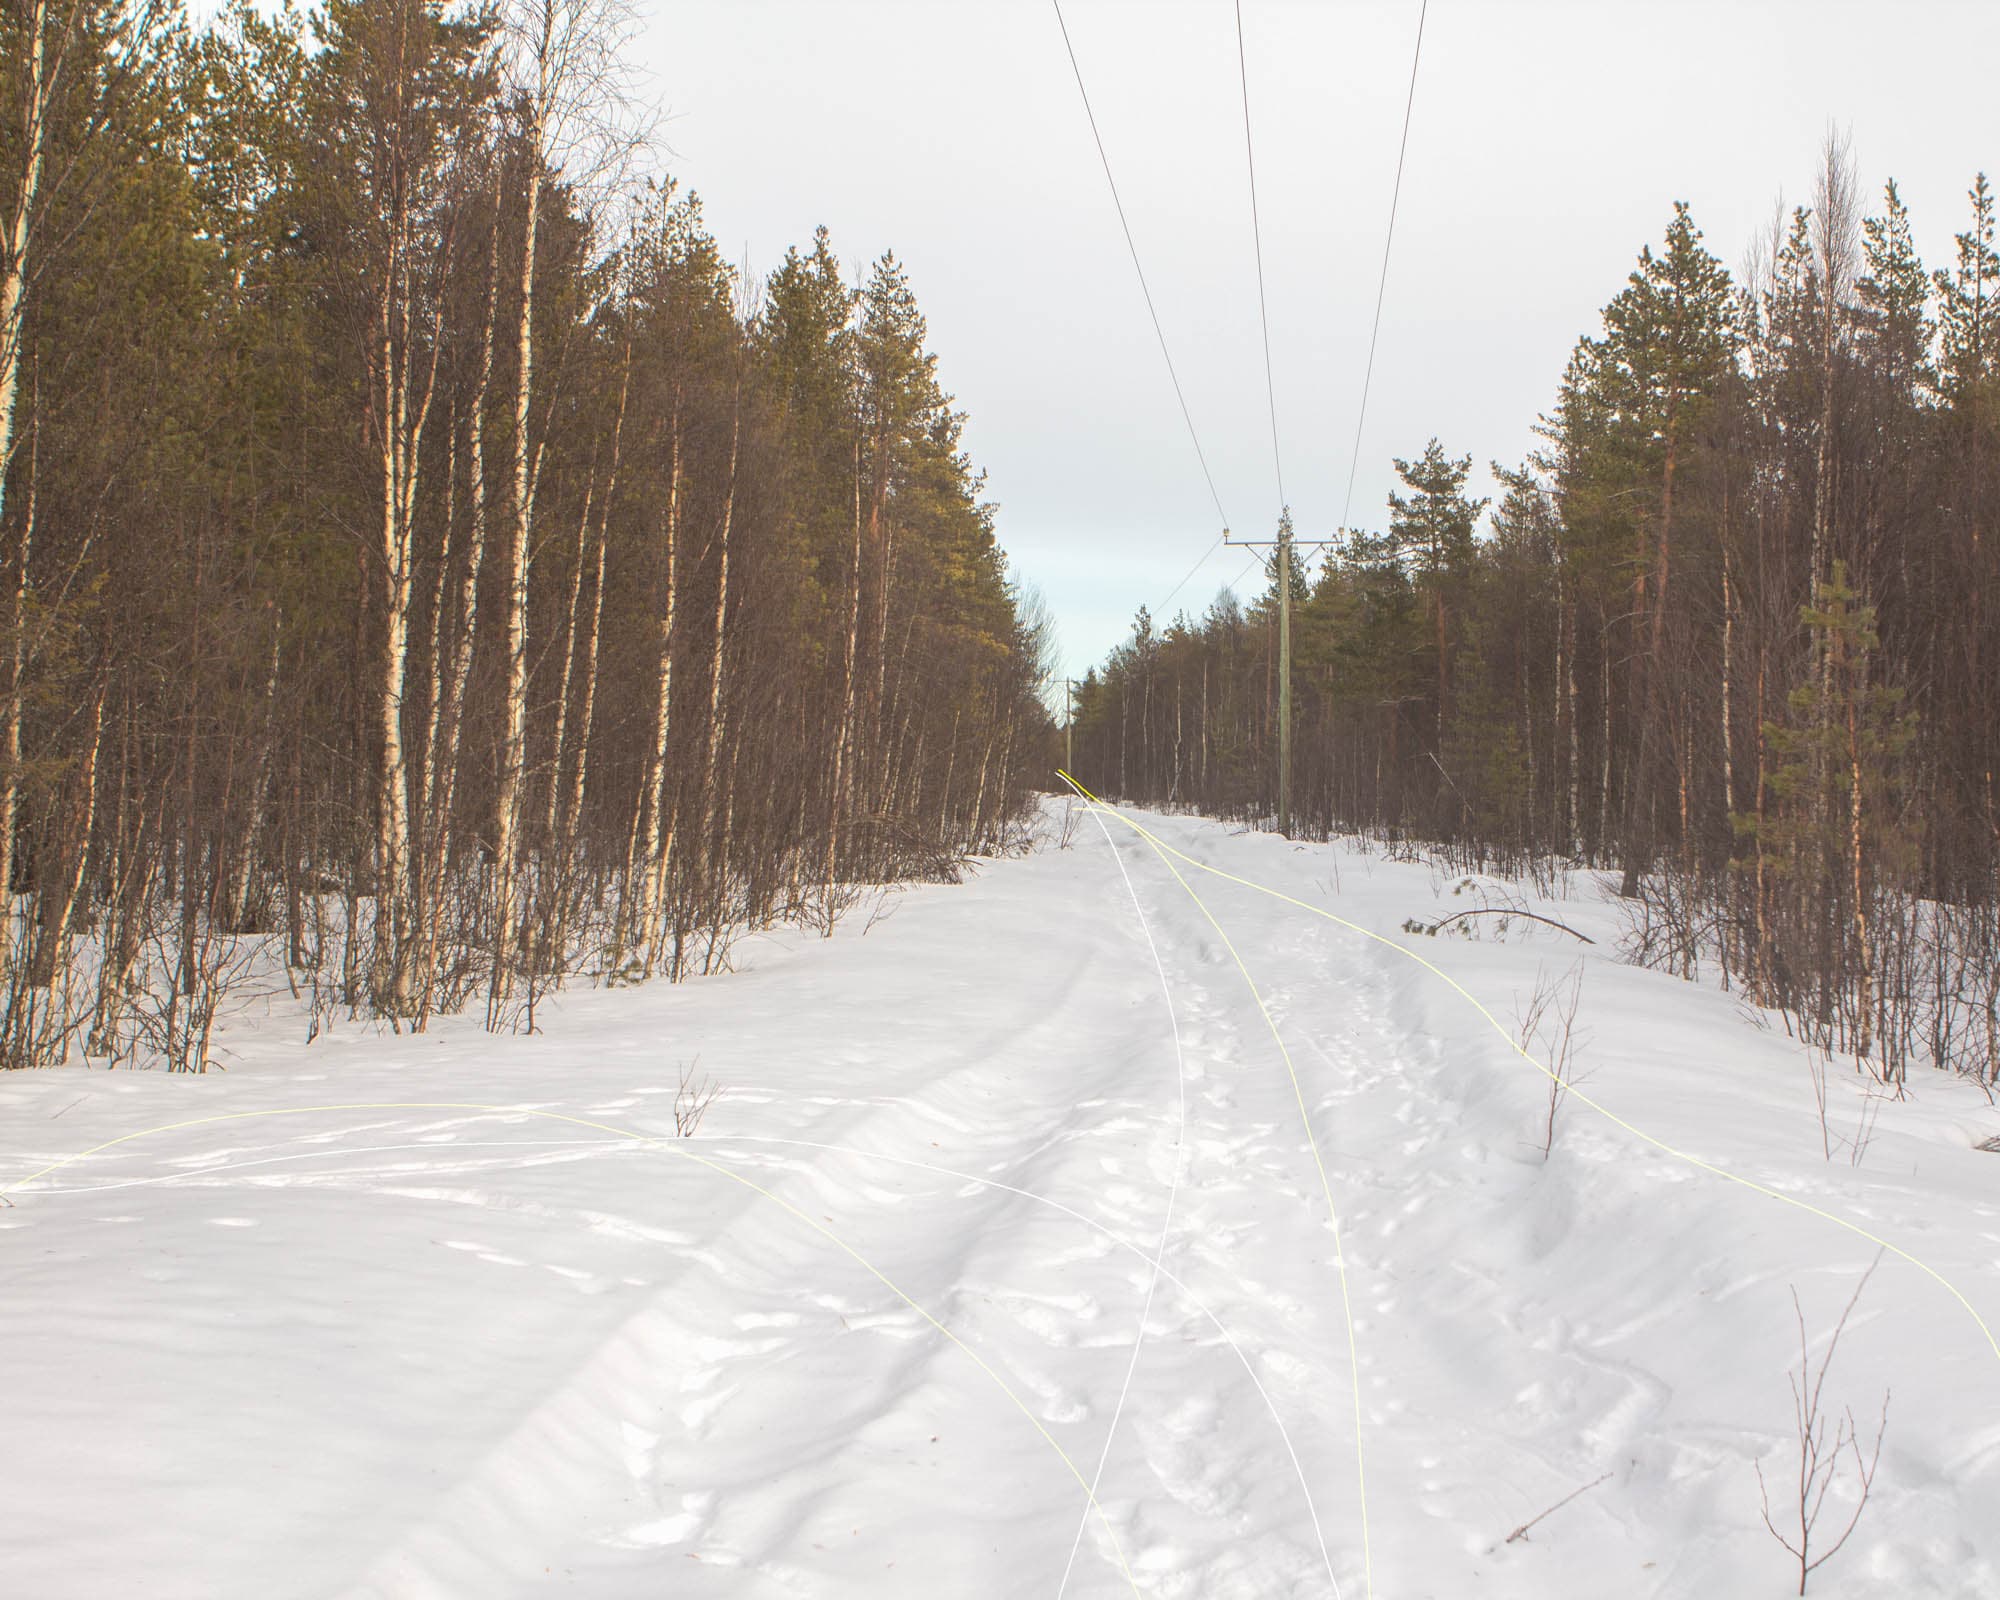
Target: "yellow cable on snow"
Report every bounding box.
[1059,776,2000,1376]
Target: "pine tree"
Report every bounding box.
[1600,204,1736,890]
[1387,438,1486,741]
[1934,173,1999,405]
[1748,563,1915,1062]
[1857,179,1935,402]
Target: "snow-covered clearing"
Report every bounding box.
[4,802,1998,1598]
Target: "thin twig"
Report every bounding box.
[1505,1471,1612,1544]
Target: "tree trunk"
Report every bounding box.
[490,111,544,1016]
[223,612,283,931]
[0,406,35,980]
[0,0,49,542]
[824,420,864,905]
[1621,407,1680,897]
[543,476,594,847]
[696,386,740,896]
[28,673,104,993]
[0,0,52,981]
[1844,633,1875,1062]
[415,186,501,1020]
[632,394,681,974]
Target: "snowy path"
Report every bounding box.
[4,805,1998,1598]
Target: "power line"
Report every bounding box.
[1225,535,1331,599]
[1337,0,1429,534]
[1158,531,1227,615]
[1234,0,1285,513]
[1051,0,1231,533]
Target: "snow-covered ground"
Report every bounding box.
[4,801,1998,1599]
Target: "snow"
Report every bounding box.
[3,801,1998,1598]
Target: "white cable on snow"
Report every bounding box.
[1053,796,1193,1597]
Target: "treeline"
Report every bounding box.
[0,0,1051,1068]
[1074,143,1999,1084]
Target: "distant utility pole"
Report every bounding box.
[1225,511,1301,837]
[1064,677,1075,773]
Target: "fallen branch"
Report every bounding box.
[1426,907,1595,944]
[1505,1471,1613,1544]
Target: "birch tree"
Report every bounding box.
[1,0,166,986]
[310,0,492,1012]
[487,0,637,1011]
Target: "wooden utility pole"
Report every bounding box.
[1064,677,1074,774]
[1277,520,1292,835]
[1226,510,1298,836]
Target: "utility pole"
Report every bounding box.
[1277,515,1292,836]
[1063,677,1074,774]
[1224,509,1300,836]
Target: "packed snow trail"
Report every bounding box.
[3,804,1998,1598]
[1069,780,2000,1372]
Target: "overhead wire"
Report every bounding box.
[1157,531,1227,615]
[1234,0,1286,514]
[1067,0,1430,614]
[1222,0,1430,600]
[1337,0,1429,535]
[1051,0,1231,535]
[1170,2,1297,620]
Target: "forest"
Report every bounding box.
[1072,144,2000,1086]
[0,0,1053,1069]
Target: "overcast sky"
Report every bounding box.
[628,0,1998,686]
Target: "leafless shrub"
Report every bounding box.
[1317,850,1341,899]
[1516,959,1587,1158]
[1804,1043,1890,1167]
[1055,795,1082,851]
[673,1059,720,1136]
[1618,856,1728,981]
[1807,1044,1833,1163]
[1756,1257,1890,1595]
[861,888,901,938]
[1846,1090,1884,1169]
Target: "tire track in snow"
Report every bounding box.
[3,1100,1147,1596]
[26,1118,1345,1594]
[27,1096,1344,1592]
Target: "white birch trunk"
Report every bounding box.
[824,424,864,905]
[0,416,33,980]
[0,0,48,534]
[695,388,740,888]
[543,478,594,845]
[0,0,52,981]
[549,336,630,854]
[630,397,680,975]
[490,102,545,1012]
